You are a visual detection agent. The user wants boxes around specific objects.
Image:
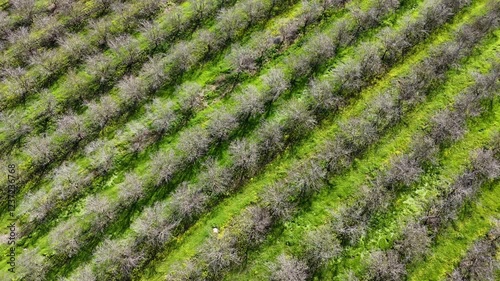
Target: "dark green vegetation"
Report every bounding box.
[0,0,498,280]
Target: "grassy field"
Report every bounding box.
[0,0,498,280]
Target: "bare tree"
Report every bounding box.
[281,99,316,139]
[262,68,289,102]
[261,182,296,220]
[308,78,343,113]
[3,66,35,103]
[199,234,243,278]
[171,41,198,72]
[176,128,211,163]
[366,250,406,281]
[147,98,177,135]
[430,109,466,144]
[287,159,326,198]
[177,82,205,116]
[304,225,341,268]
[17,248,49,281]
[165,260,203,281]
[471,149,499,180]
[0,111,31,147]
[170,183,208,222]
[229,138,260,176]
[140,20,166,50]
[93,238,145,279]
[10,0,36,24]
[234,205,272,247]
[25,134,55,168]
[118,75,147,104]
[142,54,168,91]
[216,7,248,40]
[59,32,92,60]
[227,43,259,76]
[269,254,309,281]
[235,85,265,120]
[49,218,82,257]
[107,34,141,66]
[198,158,233,196]
[256,119,284,158]
[150,149,179,186]
[28,48,60,74]
[132,201,178,247]
[18,189,54,223]
[52,161,87,200]
[86,52,115,84]
[67,265,96,281]
[449,238,498,281]
[117,173,145,203]
[384,154,423,188]
[394,222,431,263]
[207,108,238,141]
